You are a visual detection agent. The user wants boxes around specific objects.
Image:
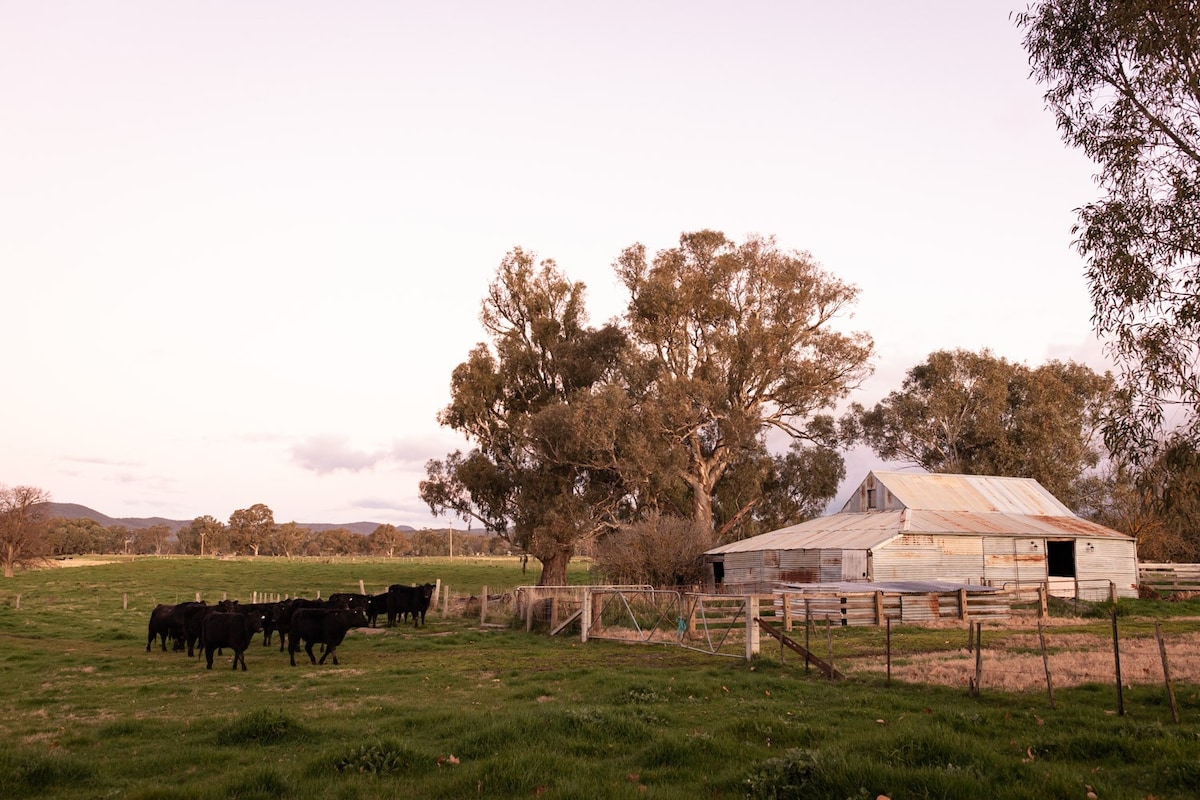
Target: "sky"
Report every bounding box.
[1,2,1109,530]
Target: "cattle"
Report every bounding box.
[364,592,389,627]
[146,603,179,652]
[328,592,369,611]
[386,583,436,627]
[202,611,264,671]
[181,600,236,657]
[273,597,348,652]
[288,607,368,666]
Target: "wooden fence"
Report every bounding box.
[1139,563,1200,595]
[775,587,1012,628]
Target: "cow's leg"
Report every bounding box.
[305,641,317,665]
[205,646,215,670]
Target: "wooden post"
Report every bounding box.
[782,593,793,632]
[958,588,968,621]
[14,594,19,610]
[550,595,560,632]
[1038,585,1048,618]
[433,579,442,615]
[359,579,365,594]
[1110,581,1119,604]
[886,617,892,686]
[480,585,489,625]
[745,595,760,661]
[875,591,885,626]
[526,589,536,632]
[1155,622,1180,723]
[441,583,449,618]
[580,589,591,643]
[195,592,201,602]
[1038,620,1056,709]
[123,593,128,610]
[1111,608,1125,716]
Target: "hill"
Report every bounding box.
[40,503,415,535]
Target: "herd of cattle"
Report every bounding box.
[144,583,436,670]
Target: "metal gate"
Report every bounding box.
[582,588,757,659]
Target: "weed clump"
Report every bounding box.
[216,709,304,746]
[329,740,425,775]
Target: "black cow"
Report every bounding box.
[146,603,179,652]
[202,611,264,671]
[288,607,368,666]
[364,592,389,627]
[183,600,236,657]
[328,592,369,611]
[273,597,348,652]
[386,583,436,627]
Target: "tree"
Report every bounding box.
[1016,1,1200,460]
[0,485,51,577]
[176,515,226,556]
[132,524,172,556]
[273,521,309,558]
[421,249,628,585]
[616,231,873,539]
[749,431,847,535]
[368,524,409,557]
[844,350,1115,509]
[44,517,109,555]
[227,504,275,557]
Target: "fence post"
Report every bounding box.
[745,595,760,661]
[433,579,442,616]
[526,589,536,632]
[123,593,128,610]
[481,585,489,625]
[1155,621,1179,723]
[359,579,365,594]
[875,591,885,626]
[825,615,834,680]
[783,593,793,632]
[1110,581,1119,604]
[1111,608,1125,716]
[958,588,968,621]
[1038,585,1048,618]
[804,600,811,674]
[1038,620,1055,709]
[581,589,591,643]
[970,623,983,697]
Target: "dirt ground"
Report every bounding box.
[856,616,1200,692]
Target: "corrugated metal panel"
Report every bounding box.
[778,549,821,583]
[982,536,1046,587]
[1077,538,1139,599]
[843,471,1075,516]
[904,509,1132,540]
[819,550,842,582]
[871,536,987,584]
[708,512,904,554]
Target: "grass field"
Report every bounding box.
[1,556,1198,799]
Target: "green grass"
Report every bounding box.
[0,556,1198,798]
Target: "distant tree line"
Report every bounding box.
[22,500,513,566]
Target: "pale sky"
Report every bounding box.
[1,2,1108,529]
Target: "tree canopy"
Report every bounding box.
[0,485,51,578]
[424,232,871,584]
[1016,0,1200,460]
[844,350,1115,509]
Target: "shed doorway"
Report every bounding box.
[1046,540,1076,578]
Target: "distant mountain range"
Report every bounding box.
[41,503,416,536]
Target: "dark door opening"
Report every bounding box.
[1046,540,1076,578]
[712,560,725,587]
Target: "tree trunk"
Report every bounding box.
[536,546,572,587]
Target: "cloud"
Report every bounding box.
[291,435,386,475]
